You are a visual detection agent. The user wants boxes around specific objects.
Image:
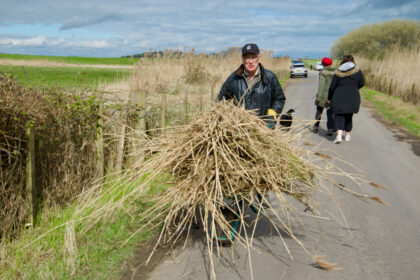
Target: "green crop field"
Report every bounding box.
[0,65,132,88]
[0,53,140,65]
[301,59,319,68]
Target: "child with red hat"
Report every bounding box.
[312,57,336,135]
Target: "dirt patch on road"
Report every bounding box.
[119,236,173,280]
[362,99,420,157]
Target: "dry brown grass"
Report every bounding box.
[129,50,290,106]
[356,47,420,104]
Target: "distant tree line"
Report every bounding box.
[331,19,420,58]
[121,47,243,59]
[121,50,185,58]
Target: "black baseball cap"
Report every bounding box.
[242,43,260,56]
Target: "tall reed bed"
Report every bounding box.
[129,49,290,109]
[356,47,420,104]
[126,49,289,137]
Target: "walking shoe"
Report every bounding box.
[312,126,319,133]
[334,135,342,144]
[326,128,334,136]
[345,134,351,141]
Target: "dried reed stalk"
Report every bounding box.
[369,182,387,189]
[313,255,343,271]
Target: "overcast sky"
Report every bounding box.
[0,0,419,58]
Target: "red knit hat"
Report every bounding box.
[322,57,333,66]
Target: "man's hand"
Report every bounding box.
[265,109,277,129]
[267,109,277,119]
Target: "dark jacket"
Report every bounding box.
[217,64,286,116]
[328,63,364,114]
[315,66,336,108]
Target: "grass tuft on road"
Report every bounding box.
[361,87,420,137]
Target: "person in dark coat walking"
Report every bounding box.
[328,55,364,144]
[217,43,286,128]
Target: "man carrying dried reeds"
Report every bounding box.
[217,43,286,127]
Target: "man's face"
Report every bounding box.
[242,53,260,73]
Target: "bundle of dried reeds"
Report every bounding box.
[121,102,328,267]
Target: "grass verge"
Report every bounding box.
[361,87,420,136]
[0,53,140,66]
[0,65,132,88]
[0,174,168,279]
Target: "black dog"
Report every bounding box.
[279,109,295,130]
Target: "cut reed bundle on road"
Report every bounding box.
[117,102,345,271]
[136,101,316,241]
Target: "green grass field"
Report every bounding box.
[0,53,139,65]
[301,59,319,69]
[0,65,132,88]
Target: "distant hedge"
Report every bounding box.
[331,19,420,58]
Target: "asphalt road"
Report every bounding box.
[139,70,420,280]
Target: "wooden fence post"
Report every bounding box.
[160,94,167,135]
[133,90,147,131]
[114,110,126,174]
[25,124,36,226]
[96,104,104,179]
[133,90,147,161]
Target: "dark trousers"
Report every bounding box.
[334,113,353,132]
[314,106,335,130]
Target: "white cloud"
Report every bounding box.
[62,39,110,48]
[0,36,110,49]
[0,36,46,46]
